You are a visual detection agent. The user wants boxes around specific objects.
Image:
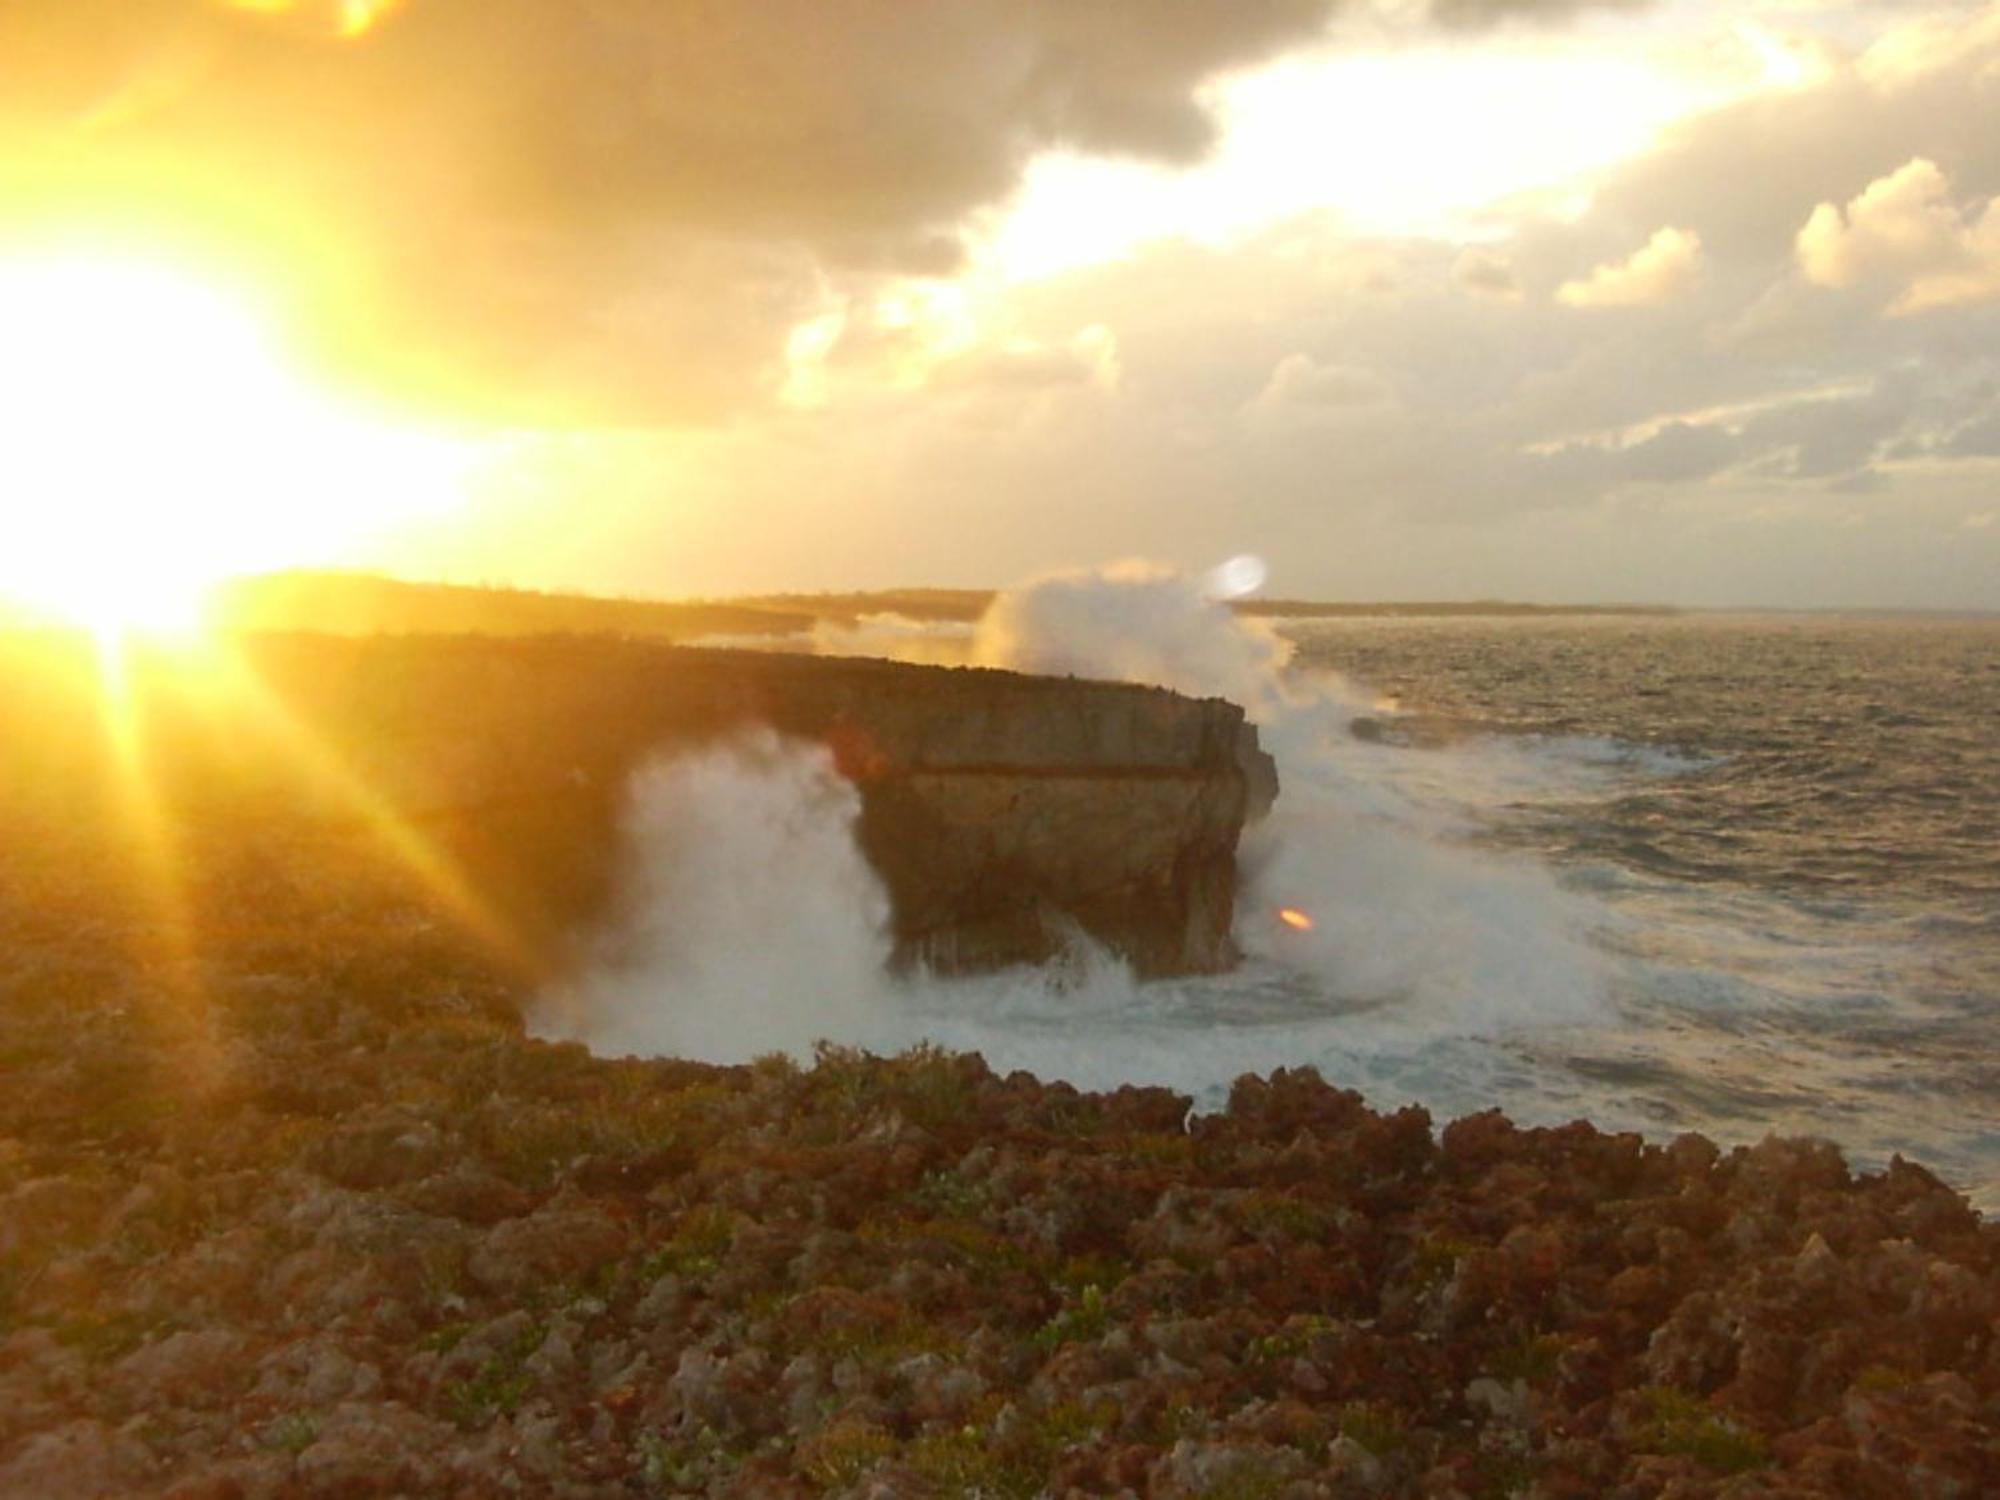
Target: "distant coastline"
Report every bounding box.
[1241,598,1680,619]
[186,571,1689,639]
[19,572,1983,642]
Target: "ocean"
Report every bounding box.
[546,598,2000,1211]
[1274,612,2000,1206]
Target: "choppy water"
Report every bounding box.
[1271,612,2000,1203]
[554,604,2000,1209]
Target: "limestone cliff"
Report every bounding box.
[0,635,1275,979]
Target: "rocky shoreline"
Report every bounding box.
[2,636,1996,1496]
[3,897,1998,1497]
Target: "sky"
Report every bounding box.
[2,0,1999,610]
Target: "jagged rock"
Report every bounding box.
[0,1419,152,1500]
[466,1191,629,1295]
[291,1401,457,1494]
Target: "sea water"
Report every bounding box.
[541,600,2000,1209]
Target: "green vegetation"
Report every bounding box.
[1033,1283,1110,1350]
[1337,1402,1409,1458]
[1637,1386,1769,1473]
[443,1321,545,1429]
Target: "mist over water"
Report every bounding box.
[539,571,2000,1206]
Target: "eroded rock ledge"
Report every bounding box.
[1,634,1276,979]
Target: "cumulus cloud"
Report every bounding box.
[1555,227,1703,308]
[349,0,2000,610]
[1795,157,2000,313]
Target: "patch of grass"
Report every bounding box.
[1193,1457,1298,1500]
[1473,1452,1538,1499]
[1409,1233,1477,1293]
[1033,1283,1110,1351]
[810,1041,984,1136]
[813,1309,953,1367]
[1338,1401,1408,1458]
[639,1204,737,1281]
[1250,1314,1339,1364]
[1853,1364,1915,1394]
[1052,1254,1130,1296]
[417,1319,472,1355]
[259,1411,321,1455]
[1000,1398,1120,1469]
[1126,1132,1196,1165]
[473,1086,702,1191]
[1491,1332,1570,1385]
[796,1419,899,1487]
[911,1167,986,1217]
[1637,1386,1768,1474]
[636,1425,732,1493]
[859,1214,1025,1275]
[905,1427,1038,1500]
[0,1255,37,1334]
[1237,1189,1332,1242]
[442,1320,545,1430]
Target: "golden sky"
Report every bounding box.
[2,0,1998,616]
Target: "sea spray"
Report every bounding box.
[972,561,1291,713]
[532,729,905,1061]
[545,562,1611,1077]
[973,563,1608,1029]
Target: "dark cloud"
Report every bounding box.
[1617,420,1742,483]
[0,0,1343,422]
[1451,247,1523,301]
[1949,410,2000,457]
[1427,0,1650,29]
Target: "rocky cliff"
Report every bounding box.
[0,634,1275,980]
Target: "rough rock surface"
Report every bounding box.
[0,634,1275,978]
[2,901,1998,1496]
[4,633,1999,1495]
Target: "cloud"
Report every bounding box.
[1555,227,1703,308]
[1252,353,1393,410]
[1615,420,1742,483]
[930,325,1122,395]
[1856,5,2000,93]
[0,0,1343,423]
[1427,0,1650,29]
[1795,157,2000,313]
[350,3,2000,611]
[1452,246,1524,302]
[1948,410,2000,457]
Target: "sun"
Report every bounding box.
[0,253,481,636]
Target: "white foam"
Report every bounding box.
[546,563,1615,1080]
[530,729,907,1061]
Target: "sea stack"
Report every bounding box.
[1,634,1277,981]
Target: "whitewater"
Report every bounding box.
[535,567,2000,1209]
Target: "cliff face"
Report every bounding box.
[1,636,1275,979]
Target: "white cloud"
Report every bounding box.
[1555,227,1703,308]
[1253,353,1394,410]
[1857,5,2000,93]
[1795,157,2000,314]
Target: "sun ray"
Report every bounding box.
[172,639,540,978]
